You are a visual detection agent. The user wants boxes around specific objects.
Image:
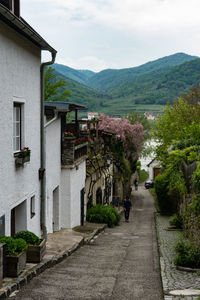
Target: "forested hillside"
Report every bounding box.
[52,53,200,115]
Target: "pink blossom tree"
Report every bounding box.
[98,114,144,160]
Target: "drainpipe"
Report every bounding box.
[40,51,56,240]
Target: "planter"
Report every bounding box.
[5,251,26,277]
[15,155,30,166]
[26,239,46,263]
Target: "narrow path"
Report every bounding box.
[11,186,163,300]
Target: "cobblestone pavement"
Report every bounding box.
[156,214,200,300]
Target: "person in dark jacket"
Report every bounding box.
[134,178,138,190]
[123,196,132,222]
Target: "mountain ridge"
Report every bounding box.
[51,53,200,115]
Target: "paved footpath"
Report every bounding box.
[10,186,163,300]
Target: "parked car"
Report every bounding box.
[144,180,154,189]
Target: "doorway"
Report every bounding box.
[11,200,27,236]
[53,186,59,232]
[80,188,85,226]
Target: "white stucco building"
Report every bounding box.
[147,159,161,181]
[45,102,87,233]
[0,0,56,237]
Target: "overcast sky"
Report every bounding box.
[21,0,200,72]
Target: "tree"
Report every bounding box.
[154,86,200,154]
[44,66,70,101]
[98,114,144,161]
[127,112,153,157]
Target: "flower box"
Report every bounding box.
[15,147,31,166]
[5,251,26,277]
[26,239,46,263]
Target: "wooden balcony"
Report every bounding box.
[62,135,88,167]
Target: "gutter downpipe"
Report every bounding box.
[40,51,56,240]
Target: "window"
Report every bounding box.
[30,196,35,218]
[13,103,22,152]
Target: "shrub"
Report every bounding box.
[174,238,200,268]
[139,169,149,183]
[169,214,183,229]
[86,205,121,227]
[154,173,179,214]
[14,230,40,245]
[0,236,27,256]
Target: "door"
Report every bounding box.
[154,168,161,179]
[96,188,102,205]
[53,186,59,232]
[80,188,85,226]
[11,208,15,236]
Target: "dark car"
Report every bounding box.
[144,180,154,189]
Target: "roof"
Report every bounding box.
[0,3,56,54]
[44,101,87,114]
[147,158,161,168]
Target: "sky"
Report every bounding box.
[21,0,200,72]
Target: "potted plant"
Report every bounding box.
[64,131,75,138]
[0,236,27,277]
[14,231,46,263]
[15,147,31,166]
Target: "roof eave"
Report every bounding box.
[0,4,56,54]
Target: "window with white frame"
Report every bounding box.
[13,103,22,152]
[30,196,35,218]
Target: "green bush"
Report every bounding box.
[14,230,40,245]
[154,173,179,214]
[169,214,183,229]
[139,169,149,183]
[86,205,121,227]
[174,238,200,268]
[0,236,27,256]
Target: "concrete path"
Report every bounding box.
[9,186,163,300]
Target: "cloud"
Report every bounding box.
[59,55,109,72]
[21,0,200,71]
[37,0,200,34]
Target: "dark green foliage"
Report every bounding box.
[44,67,70,102]
[154,173,179,214]
[0,236,28,256]
[139,169,149,183]
[169,214,183,229]
[86,205,120,227]
[174,238,200,268]
[14,230,40,245]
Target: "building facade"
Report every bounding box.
[0,0,56,237]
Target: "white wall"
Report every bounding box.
[148,160,161,181]
[46,119,61,233]
[0,20,41,236]
[61,161,86,228]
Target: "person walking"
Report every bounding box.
[123,196,132,222]
[134,178,138,191]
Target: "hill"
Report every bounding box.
[53,64,95,86]
[87,52,198,91]
[53,70,109,110]
[52,53,200,115]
